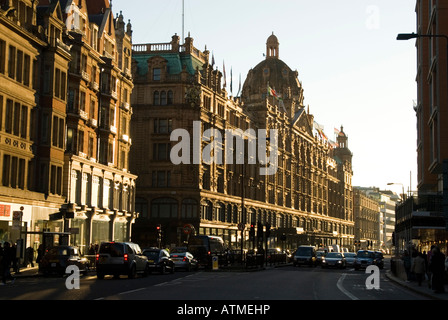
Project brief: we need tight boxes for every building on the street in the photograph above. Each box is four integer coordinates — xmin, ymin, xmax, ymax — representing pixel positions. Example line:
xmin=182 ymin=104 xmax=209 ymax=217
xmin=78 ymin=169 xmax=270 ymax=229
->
xmin=0 ymin=0 xmax=70 ymax=252
xmin=130 ymin=33 xmax=355 ymax=251
xmin=353 ymin=188 xmax=380 ymax=250
xmin=0 ymin=0 xmax=137 ymax=257
xmin=394 ymin=0 xmax=448 ymax=255
xmin=355 ymin=187 xmax=399 ymax=252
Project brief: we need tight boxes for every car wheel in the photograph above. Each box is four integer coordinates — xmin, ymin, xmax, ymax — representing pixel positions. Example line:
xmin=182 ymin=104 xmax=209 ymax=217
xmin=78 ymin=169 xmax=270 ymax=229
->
xmin=128 ymin=265 xmax=136 ymax=279
xmin=143 ymin=264 xmax=149 ymax=277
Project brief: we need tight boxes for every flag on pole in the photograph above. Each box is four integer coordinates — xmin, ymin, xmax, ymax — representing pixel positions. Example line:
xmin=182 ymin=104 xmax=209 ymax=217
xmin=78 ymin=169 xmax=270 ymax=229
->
xmin=267 ymin=85 xmax=279 ymax=98
xmin=334 ymin=127 xmax=340 ymax=135
xmin=236 ymin=73 xmax=242 ymax=97
xmin=223 ymin=60 xmax=227 ymax=88
xmin=230 ymin=67 xmax=233 ymax=95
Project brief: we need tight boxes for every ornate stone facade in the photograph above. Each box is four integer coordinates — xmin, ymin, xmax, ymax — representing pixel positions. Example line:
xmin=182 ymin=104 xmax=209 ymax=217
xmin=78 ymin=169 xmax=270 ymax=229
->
xmin=0 ymin=0 xmax=137 ymax=255
xmin=131 ymin=34 xmax=354 ymax=250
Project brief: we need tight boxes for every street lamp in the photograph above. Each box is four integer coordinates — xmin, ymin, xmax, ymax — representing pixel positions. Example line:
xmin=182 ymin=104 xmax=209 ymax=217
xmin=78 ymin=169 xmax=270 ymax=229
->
xmin=387 ymin=182 xmax=405 ymax=201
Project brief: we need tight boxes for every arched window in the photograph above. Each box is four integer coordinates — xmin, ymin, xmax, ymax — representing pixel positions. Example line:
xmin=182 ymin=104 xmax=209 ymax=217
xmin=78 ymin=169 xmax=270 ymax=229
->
xmin=181 ymin=199 xmax=198 ymax=218
xmin=153 ymin=91 xmax=160 ymax=105
xmin=160 ymin=91 xmax=167 ymax=105
xmin=151 ymin=198 xmax=178 ymax=218
xmin=167 ymin=90 xmax=173 ymax=104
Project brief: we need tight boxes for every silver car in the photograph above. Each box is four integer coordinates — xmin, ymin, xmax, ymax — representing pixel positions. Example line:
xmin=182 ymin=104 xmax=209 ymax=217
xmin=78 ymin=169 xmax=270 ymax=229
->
xmin=170 ymin=252 xmax=198 ymax=271
xmin=321 ymin=252 xmax=346 ymax=269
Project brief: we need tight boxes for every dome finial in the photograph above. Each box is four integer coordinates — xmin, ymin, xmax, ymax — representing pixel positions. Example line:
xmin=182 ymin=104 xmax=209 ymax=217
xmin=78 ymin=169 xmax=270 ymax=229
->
xmin=266 ymin=33 xmax=279 ymax=59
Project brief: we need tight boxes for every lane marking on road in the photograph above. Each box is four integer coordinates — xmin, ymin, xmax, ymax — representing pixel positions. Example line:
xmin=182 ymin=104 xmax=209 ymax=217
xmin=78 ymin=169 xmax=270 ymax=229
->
xmin=337 ymin=274 xmax=359 ymax=300
xmin=119 ymin=288 xmax=146 ymax=295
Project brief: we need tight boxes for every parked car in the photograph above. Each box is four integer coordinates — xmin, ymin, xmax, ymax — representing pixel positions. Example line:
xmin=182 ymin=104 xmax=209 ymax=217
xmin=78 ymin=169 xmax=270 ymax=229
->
xmin=293 ymin=245 xmax=317 ymax=267
xmin=354 ymin=250 xmax=375 ymax=270
xmin=321 ymin=252 xmax=346 ymax=269
xmin=143 ymin=248 xmax=175 ymax=274
xmin=343 ymin=252 xmax=357 ymax=267
xmin=374 ymin=251 xmax=384 ymax=269
xmin=96 ymin=242 xmax=149 ymax=279
xmin=170 ymin=251 xmax=198 ymax=271
xmin=39 ymin=245 xmax=89 ymax=276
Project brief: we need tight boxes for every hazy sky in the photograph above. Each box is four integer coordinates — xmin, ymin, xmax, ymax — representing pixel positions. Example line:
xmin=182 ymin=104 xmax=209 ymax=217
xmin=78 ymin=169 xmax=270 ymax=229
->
xmin=112 ymin=0 xmax=417 ymax=195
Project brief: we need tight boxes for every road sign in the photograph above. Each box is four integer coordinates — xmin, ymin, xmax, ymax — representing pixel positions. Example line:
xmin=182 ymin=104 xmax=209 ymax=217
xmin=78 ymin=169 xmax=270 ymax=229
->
xmin=183 ymin=224 xmax=194 ymax=235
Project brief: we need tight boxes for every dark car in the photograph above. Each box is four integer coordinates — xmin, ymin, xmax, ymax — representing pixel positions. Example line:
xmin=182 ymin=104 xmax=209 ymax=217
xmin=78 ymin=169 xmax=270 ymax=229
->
xmin=374 ymin=251 xmax=384 ymax=269
xmin=143 ymin=248 xmax=175 ymax=274
xmin=96 ymin=242 xmax=149 ymax=279
xmin=293 ymin=246 xmax=317 ymax=267
xmin=343 ymin=252 xmax=357 ymax=267
xmin=354 ymin=250 xmax=375 ymax=270
xmin=39 ymin=245 xmax=89 ymax=276
xmin=316 ymin=251 xmax=326 ymax=265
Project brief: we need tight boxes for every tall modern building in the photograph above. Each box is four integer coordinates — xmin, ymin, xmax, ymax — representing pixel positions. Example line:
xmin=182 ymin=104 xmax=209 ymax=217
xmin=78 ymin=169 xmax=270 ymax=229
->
xmin=395 ymin=0 xmax=448 ymax=254
xmin=130 ymin=34 xmax=355 ymax=251
xmin=0 ymin=0 xmax=137 ymax=257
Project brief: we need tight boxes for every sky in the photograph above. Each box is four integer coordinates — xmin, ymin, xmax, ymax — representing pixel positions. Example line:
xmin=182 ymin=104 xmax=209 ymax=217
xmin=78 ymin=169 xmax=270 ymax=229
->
xmin=112 ymin=0 xmax=418 ymax=196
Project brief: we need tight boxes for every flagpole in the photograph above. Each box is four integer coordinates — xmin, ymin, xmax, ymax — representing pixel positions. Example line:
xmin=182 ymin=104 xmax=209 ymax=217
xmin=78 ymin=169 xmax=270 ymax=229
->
xmin=182 ymin=0 xmax=185 ymax=44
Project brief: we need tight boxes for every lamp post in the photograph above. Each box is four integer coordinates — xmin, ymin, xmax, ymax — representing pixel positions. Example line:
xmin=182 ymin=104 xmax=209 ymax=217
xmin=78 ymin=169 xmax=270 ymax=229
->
xmin=387 ymin=182 xmax=406 ymax=201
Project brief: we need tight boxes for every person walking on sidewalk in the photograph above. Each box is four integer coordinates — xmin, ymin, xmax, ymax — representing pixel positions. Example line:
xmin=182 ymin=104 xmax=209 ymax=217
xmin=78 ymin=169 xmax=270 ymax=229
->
xmin=429 ymin=246 xmax=446 ymax=294
xmin=1 ymin=242 xmax=15 ymax=285
xmin=411 ymin=252 xmax=426 ymax=286
xmin=26 ymin=247 xmax=34 ymax=268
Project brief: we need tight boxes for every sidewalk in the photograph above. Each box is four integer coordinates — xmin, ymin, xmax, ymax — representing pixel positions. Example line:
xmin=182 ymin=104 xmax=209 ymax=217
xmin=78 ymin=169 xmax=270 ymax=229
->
xmin=11 ymin=266 xmax=42 ymax=278
xmin=385 ymin=270 xmax=448 ymax=300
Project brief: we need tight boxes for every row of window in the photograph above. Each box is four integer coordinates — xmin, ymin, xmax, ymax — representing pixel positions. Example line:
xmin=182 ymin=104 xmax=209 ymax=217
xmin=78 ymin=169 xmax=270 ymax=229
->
xmin=0 ymin=96 xmax=29 ymax=139
xmin=70 ymin=171 xmax=134 ymax=212
xmin=0 ymin=40 xmax=33 ymax=88
xmin=136 ymin=196 xmax=352 ymax=234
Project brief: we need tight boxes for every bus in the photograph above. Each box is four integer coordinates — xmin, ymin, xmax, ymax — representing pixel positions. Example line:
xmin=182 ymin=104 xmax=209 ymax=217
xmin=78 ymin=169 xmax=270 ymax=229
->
xmin=187 ymin=235 xmax=227 ymax=269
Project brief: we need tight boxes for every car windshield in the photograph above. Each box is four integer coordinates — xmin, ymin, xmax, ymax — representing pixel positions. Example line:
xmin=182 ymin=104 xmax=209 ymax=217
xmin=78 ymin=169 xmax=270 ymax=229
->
xmin=357 ymin=251 xmax=374 ymax=258
xmin=345 ymin=253 xmax=356 ymax=258
xmin=295 ymin=247 xmax=313 ymax=255
xmin=326 ymin=253 xmax=342 ymax=258
xmin=144 ymin=251 xmax=160 ymax=259
xmin=100 ymin=243 xmax=124 ymax=257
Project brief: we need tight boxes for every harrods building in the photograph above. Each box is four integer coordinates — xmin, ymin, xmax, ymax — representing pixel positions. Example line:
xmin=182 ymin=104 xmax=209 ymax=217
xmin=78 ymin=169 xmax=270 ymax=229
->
xmin=131 ymin=33 xmax=355 ymax=251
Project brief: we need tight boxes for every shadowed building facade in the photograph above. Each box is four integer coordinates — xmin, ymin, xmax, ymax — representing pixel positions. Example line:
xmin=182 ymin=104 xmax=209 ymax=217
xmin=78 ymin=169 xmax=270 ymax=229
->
xmin=131 ymin=34 xmax=354 ymax=251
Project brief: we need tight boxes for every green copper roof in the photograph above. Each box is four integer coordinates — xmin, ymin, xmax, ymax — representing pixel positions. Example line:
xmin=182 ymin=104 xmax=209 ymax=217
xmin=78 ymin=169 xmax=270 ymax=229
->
xmin=134 ymin=52 xmax=204 ymax=76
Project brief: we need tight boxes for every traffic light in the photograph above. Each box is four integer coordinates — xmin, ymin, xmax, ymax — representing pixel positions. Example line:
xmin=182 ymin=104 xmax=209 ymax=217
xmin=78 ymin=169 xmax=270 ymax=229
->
xmin=249 ymin=224 xmax=255 ymax=241
xmin=156 ymin=224 xmax=162 ymax=246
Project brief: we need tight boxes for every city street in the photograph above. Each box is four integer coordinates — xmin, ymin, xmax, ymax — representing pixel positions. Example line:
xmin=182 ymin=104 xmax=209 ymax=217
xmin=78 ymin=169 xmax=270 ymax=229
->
xmin=0 ymin=258 xmax=432 ymax=301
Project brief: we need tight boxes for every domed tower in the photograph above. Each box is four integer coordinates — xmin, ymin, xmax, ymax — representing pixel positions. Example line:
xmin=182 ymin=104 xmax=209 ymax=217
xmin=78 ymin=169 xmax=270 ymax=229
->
xmin=334 ymin=125 xmax=353 ymax=165
xmin=266 ymin=33 xmax=279 ymax=59
xmin=241 ymin=33 xmax=305 ymax=119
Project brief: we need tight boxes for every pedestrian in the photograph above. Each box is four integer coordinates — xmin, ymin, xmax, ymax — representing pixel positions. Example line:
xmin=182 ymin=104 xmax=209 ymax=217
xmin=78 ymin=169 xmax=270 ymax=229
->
xmin=429 ymin=246 xmax=446 ymax=294
xmin=402 ymin=250 xmax=412 ymax=282
xmin=26 ymin=247 xmax=34 ymax=268
xmin=1 ymin=242 xmax=15 ymax=285
xmin=411 ymin=252 xmax=426 ymax=286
